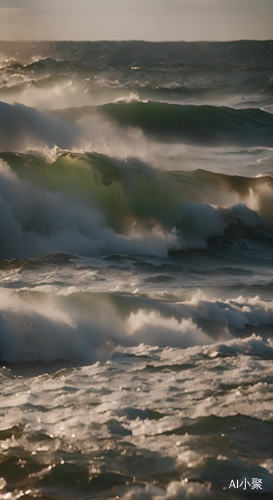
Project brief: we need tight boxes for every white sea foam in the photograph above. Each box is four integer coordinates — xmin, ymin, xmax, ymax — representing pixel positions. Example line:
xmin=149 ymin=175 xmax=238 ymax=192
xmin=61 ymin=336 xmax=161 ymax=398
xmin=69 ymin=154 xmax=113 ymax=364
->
xmin=120 ymin=480 xmax=216 ymax=499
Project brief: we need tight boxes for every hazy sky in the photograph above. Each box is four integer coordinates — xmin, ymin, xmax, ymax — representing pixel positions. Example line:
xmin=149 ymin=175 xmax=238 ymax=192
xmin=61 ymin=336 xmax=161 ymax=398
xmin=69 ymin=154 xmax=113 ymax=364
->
xmin=0 ymin=0 xmax=272 ymax=41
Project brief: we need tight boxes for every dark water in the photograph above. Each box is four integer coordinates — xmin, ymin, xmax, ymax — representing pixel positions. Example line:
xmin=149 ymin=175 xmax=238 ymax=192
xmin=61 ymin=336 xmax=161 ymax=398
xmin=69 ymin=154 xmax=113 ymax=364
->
xmin=0 ymin=41 xmax=273 ymax=499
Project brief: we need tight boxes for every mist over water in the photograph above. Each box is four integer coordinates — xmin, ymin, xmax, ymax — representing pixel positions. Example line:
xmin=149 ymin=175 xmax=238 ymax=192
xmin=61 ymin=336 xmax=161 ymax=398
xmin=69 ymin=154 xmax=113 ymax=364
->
xmin=0 ymin=41 xmax=273 ymax=499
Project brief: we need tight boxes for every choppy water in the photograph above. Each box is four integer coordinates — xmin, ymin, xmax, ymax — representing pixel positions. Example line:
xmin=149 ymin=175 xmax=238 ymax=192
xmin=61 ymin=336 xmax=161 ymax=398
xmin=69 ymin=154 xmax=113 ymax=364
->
xmin=0 ymin=41 xmax=273 ymax=499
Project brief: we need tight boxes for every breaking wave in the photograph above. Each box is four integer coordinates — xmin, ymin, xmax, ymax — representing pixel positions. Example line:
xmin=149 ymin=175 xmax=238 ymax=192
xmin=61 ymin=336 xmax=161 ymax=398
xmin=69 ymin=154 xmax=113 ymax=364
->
xmin=2 ymin=100 xmax=273 ymax=152
xmin=1 ymin=152 xmax=273 ymax=260
xmin=1 ymin=287 xmax=273 ymax=362
xmin=0 ymin=101 xmax=79 ymax=151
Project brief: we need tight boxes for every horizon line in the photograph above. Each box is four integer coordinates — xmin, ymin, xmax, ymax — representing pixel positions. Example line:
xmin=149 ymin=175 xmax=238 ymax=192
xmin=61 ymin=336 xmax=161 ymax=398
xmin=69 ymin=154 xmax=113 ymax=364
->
xmin=0 ymin=38 xmax=273 ymax=43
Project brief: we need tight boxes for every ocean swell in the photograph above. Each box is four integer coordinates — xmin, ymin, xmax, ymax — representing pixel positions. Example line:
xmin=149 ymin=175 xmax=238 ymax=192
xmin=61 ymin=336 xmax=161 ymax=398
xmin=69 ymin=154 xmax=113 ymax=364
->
xmin=98 ymin=101 xmax=273 ymax=147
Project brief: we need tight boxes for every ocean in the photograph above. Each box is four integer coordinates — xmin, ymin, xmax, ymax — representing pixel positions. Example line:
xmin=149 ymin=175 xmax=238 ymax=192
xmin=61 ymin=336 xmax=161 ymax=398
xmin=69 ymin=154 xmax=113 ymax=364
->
xmin=0 ymin=40 xmax=273 ymax=499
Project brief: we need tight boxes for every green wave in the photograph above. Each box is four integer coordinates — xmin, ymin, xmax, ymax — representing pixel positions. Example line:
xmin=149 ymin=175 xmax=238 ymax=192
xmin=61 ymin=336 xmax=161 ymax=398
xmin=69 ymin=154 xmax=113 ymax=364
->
xmin=3 ymin=151 xmax=273 ymax=233
xmin=97 ymin=101 xmax=273 ymax=146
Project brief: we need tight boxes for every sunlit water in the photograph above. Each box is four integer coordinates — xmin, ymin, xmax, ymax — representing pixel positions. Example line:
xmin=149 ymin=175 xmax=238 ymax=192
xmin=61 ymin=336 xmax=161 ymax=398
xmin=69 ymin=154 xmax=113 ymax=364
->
xmin=0 ymin=41 xmax=273 ymax=499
